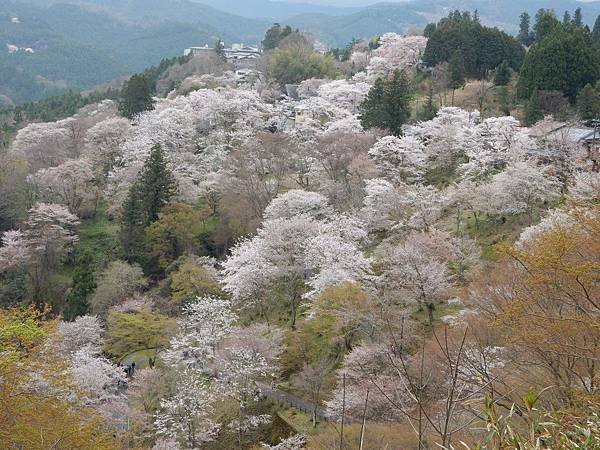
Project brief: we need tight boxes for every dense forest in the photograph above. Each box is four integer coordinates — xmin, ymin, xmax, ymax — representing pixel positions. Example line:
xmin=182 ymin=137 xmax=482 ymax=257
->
xmin=0 ymin=7 xmax=600 ymax=450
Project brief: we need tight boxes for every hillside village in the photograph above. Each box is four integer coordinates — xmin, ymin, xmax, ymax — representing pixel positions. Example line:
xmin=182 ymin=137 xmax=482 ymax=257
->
xmin=0 ymin=7 xmax=600 ymax=450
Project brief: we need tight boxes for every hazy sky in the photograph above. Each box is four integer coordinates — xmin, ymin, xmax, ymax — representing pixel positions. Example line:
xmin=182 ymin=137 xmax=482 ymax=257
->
xmin=275 ymin=0 xmax=412 ymax=6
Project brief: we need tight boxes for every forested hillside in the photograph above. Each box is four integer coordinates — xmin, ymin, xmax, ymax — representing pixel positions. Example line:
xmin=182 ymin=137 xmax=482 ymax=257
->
xmin=1 ymin=6 xmax=600 ymax=450
xmin=0 ymin=0 xmax=264 ymax=104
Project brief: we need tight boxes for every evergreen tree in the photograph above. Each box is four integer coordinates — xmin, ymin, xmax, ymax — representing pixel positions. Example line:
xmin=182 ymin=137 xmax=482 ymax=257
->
xmin=262 ymin=23 xmax=293 ymax=50
xmin=63 ymin=251 xmax=96 ymax=321
xmin=518 ymin=12 xmax=533 ymax=46
xmin=563 ymin=11 xmax=572 ymax=25
xmin=423 ymin=23 xmax=436 ymax=38
xmin=518 ymin=23 xmax=600 ymax=101
xmin=448 ymin=50 xmax=466 ymax=105
xmin=534 ymin=9 xmax=560 ymax=42
xmin=423 ymin=12 xmax=524 ymax=77
xmin=494 ymin=60 xmax=511 ymax=86
xmin=573 ymin=8 xmax=583 ymax=27
xmin=497 ymin=86 xmax=513 ymax=116
xmin=577 ymin=83 xmax=600 ymax=120
xmin=118 ymin=74 xmax=155 ymax=119
xmin=524 ymin=90 xmax=544 ymax=125
xmin=120 ymin=144 xmax=177 ymax=263
xmin=214 ymin=39 xmax=225 ymax=59
xmin=417 ymin=83 xmax=438 ymax=121
xmin=592 ymin=15 xmax=600 ymax=46
xmin=360 ymin=70 xmax=413 ymax=136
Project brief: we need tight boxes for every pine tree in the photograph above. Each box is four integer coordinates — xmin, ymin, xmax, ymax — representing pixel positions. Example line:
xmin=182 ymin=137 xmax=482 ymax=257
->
xmin=120 ymin=144 xmax=177 ymax=263
xmin=417 ymin=82 xmax=438 ymax=121
xmin=518 ymin=12 xmax=533 ymax=46
xmin=448 ymin=50 xmax=466 ymax=105
xmin=534 ymin=9 xmax=560 ymax=42
xmin=563 ymin=11 xmax=572 ymax=25
xmin=592 ymin=15 xmax=600 ymax=46
xmin=63 ymin=251 xmax=96 ymax=321
xmin=360 ymin=70 xmax=413 ymax=136
xmin=573 ymin=8 xmax=583 ymax=27
xmin=518 ymin=23 xmax=600 ymax=101
xmin=497 ymin=86 xmax=513 ymax=116
xmin=214 ymin=39 xmax=225 ymax=59
xmin=524 ymin=90 xmax=544 ymax=125
xmin=494 ymin=61 xmax=511 ymax=86
xmin=118 ymin=74 xmax=155 ymax=119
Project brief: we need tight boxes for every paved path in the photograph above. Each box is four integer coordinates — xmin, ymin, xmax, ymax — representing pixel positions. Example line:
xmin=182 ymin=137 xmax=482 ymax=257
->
xmin=256 ymin=382 xmax=329 ymax=421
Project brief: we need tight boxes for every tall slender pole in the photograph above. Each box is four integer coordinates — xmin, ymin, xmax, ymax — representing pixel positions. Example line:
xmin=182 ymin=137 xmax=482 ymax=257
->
xmin=359 ymin=388 xmax=369 ymax=450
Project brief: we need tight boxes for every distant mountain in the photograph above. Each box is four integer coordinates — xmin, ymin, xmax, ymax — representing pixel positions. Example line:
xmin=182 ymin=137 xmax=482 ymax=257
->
xmin=191 ymin=0 xmax=361 ymax=19
xmin=288 ymin=4 xmax=427 ymax=45
xmin=4 ymin=0 xmax=600 ymax=104
xmin=0 ymin=0 xmax=270 ymax=104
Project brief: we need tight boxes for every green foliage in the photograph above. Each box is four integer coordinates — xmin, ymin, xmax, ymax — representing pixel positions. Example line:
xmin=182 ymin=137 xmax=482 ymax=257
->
xmin=422 ymin=11 xmax=525 ymax=78
xmin=493 ymin=60 xmax=511 ymax=86
xmin=0 ymin=307 xmax=48 ymax=361
xmin=518 ymin=22 xmax=600 ymax=101
xmin=533 ymin=9 xmax=561 ymax=42
xmin=118 ymin=74 xmax=155 ymax=119
xmin=573 ymin=7 xmax=583 ymax=28
xmin=120 ymin=145 xmax=177 ymax=264
xmin=524 ymin=90 xmax=544 ymax=126
xmin=63 ymin=251 xmax=96 ymax=321
xmin=360 ymin=70 xmax=413 ymax=136
xmin=145 ymin=203 xmax=210 ymax=271
xmin=593 ymin=15 xmax=600 ymax=46
xmin=423 ymin=23 xmax=437 ymax=38
xmin=169 ymin=258 xmax=222 ymax=305
xmin=262 ymin=23 xmax=294 ymax=50
xmin=497 ymin=86 xmax=513 ymax=116
xmin=518 ymin=12 xmax=534 ymax=46
xmin=105 ymin=310 xmax=175 ymax=367
xmin=577 ymin=83 xmax=600 ymax=120
xmin=448 ymin=50 xmax=466 ymax=90
xmin=328 ymin=38 xmax=359 ymax=62
xmin=267 ymin=44 xmax=339 ymax=86
xmin=417 ymin=84 xmax=439 ymax=121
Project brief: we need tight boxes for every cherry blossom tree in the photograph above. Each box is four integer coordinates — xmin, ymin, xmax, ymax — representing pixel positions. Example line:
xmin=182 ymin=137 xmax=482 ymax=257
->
xmin=366 ymin=34 xmax=428 ymax=81
xmin=405 ymin=107 xmax=479 ymax=165
xmin=263 ymin=189 xmax=331 ymax=221
xmin=517 ymin=208 xmax=575 ymax=246
xmin=83 ymin=117 xmax=131 ymax=177
xmin=326 ymin=342 xmax=411 ymax=422
xmin=32 ymin=159 xmax=98 ymax=217
xmin=360 ymin=178 xmax=405 ymax=233
xmin=316 ymin=79 xmax=371 ymax=112
xmin=222 ymin=195 xmax=367 ymax=326
xmin=0 ymin=230 xmax=29 ymax=272
xmin=368 ymin=135 xmax=427 ymax=184
xmin=485 ymin=161 xmax=562 ymax=222
xmin=263 ymin=434 xmax=307 ymax=450
xmin=570 ymin=171 xmax=600 ymax=202
xmin=163 ymin=295 xmax=237 ymax=368
xmin=10 ymin=121 xmax=73 ymax=171
xmin=70 ymin=349 xmax=126 ymax=404
xmin=57 ymin=315 xmax=104 ymax=355
xmin=23 ymin=203 xmax=79 ymax=305
xmin=378 ymin=233 xmax=452 ymax=324
xmin=108 ymin=88 xmax=282 ymax=210
xmin=459 ymin=116 xmax=537 ymax=180
xmin=154 ymin=369 xmax=220 ymax=448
